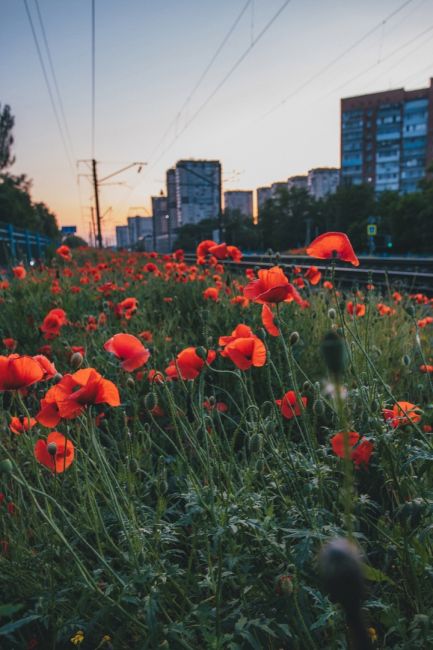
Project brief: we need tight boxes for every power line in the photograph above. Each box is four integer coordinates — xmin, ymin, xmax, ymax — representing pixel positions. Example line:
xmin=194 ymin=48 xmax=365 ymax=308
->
xmin=148 ymin=0 xmax=252 ymax=163
xmin=149 ymin=0 xmax=292 ymax=172
xmin=22 ymin=0 xmax=75 ymax=174
xmin=260 ymin=0 xmax=415 ymax=120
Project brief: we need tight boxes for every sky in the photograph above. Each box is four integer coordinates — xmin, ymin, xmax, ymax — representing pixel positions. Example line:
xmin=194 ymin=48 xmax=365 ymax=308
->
xmin=2 ymin=0 xmax=433 ymax=243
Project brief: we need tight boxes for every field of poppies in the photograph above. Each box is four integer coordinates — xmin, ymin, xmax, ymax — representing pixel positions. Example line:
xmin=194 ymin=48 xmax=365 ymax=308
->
xmin=1 ymin=233 xmax=433 ymax=649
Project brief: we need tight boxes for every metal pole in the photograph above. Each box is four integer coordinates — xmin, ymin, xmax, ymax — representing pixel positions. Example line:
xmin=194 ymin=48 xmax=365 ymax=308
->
xmin=90 ymin=206 xmax=97 ymax=247
xmin=92 ymin=159 xmax=103 ymax=248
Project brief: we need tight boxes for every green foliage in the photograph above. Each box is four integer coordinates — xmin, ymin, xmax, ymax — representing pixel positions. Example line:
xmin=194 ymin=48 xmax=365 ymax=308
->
xmin=0 ymin=103 xmax=15 ymax=171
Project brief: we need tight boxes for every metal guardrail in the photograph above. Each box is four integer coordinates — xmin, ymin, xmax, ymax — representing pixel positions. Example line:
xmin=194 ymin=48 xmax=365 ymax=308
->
xmin=183 ymin=253 xmax=433 ymax=295
xmin=0 ymin=222 xmax=52 ymax=261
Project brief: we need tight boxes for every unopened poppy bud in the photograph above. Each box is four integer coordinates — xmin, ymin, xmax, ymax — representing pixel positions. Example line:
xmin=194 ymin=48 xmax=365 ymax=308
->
xmin=289 ymin=331 xmax=300 ymax=346
xmin=47 ymin=442 xmax=57 ymax=456
xmin=267 ymin=249 xmax=273 ymax=257
xmin=249 ymin=433 xmax=262 ymax=453
xmin=52 ymin=372 xmax=63 ymax=384
xmin=195 ymin=346 xmax=207 ymax=360
xmin=321 ymin=331 xmax=347 ymax=377
xmin=144 ymin=392 xmax=157 ymax=410
xmin=0 ymin=459 xmax=13 ymax=474
xmin=126 ymin=376 xmax=135 ymax=389
xmin=303 ymin=380 xmax=312 ymax=393
xmin=274 ymin=252 xmax=281 ymax=260
xmin=319 ymin=538 xmax=364 ymax=614
xmin=328 ymin=308 xmax=336 ymax=319
xmin=402 ymin=354 xmax=411 ymax=367
xmin=313 ymin=399 xmax=325 ymax=416
xmin=256 ymin=458 xmax=265 ymax=472
xmin=208 ymin=396 xmax=216 ymax=406
xmin=405 ymin=305 xmax=415 ymax=317
xmin=70 ymin=352 xmax=83 ymax=370
xmin=277 ymin=575 xmax=294 ymax=595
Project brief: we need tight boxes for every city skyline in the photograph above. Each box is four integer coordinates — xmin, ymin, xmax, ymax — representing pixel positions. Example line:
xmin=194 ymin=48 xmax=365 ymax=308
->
xmin=2 ymin=0 xmax=433 ymax=243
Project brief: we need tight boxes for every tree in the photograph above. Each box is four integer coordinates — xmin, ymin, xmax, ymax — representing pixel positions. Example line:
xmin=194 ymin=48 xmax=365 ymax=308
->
xmin=0 ymin=104 xmax=15 ymax=171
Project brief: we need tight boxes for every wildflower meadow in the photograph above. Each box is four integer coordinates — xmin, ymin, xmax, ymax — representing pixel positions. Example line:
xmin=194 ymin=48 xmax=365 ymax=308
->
xmin=1 ymin=233 xmax=433 ymax=649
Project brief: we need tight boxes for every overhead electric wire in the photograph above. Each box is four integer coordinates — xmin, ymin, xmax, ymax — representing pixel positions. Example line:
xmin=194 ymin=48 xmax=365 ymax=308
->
xmin=148 ymin=0 xmax=292 ymax=173
xmin=23 ymin=0 xmax=75 ymax=174
xmin=91 ymin=0 xmax=96 ymax=158
xmin=148 ymin=0 xmax=252 ymax=162
xmin=260 ymin=0 xmax=415 ymax=120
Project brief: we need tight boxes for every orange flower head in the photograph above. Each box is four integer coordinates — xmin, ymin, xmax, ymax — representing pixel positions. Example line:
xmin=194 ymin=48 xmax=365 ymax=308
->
xmin=12 ymin=266 xmax=26 ymax=279
xmin=104 ymin=333 xmax=150 ymax=371
xmin=346 ymin=301 xmax=366 ymax=317
xmin=56 ymin=245 xmax=72 ymax=261
xmin=243 ymin=266 xmax=298 ymax=304
xmin=276 ymin=390 xmax=307 ymax=419
xmin=223 ymin=336 xmax=266 ymax=370
xmin=261 ymin=304 xmax=280 ymax=337
xmin=9 ymin=415 xmax=37 ymax=435
xmin=0 ymin=355 xmax=44 ymax=391
xmin=331 ymin=431 xmax=373 ymax=467
xmin=34 ymin=431 xmax=74 ymax=473
xmin=304 ymin=265 xmax=322 ymax=285
xmin=383 ymin=401 xmax=422 ymax=428
xmin=306 ymin=232 xmax=359 ymax=267
xmin=166 ymin=347 xmax=216 ymax=380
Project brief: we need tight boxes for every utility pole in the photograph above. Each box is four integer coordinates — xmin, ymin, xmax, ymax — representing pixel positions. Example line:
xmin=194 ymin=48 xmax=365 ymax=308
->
xmin=92 ymin=159 xmax=103 ymax=248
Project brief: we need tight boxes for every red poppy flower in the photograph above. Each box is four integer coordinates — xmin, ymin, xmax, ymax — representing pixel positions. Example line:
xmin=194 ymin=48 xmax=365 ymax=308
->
xmin=203 ymin=287 xmax=219 ymax=301
xmin=139 ymin=330 xmax=153 ymax=342
xmin=219 ymin=324 xmax=254 ymax=348
xmin=204 ymin=400 xmax=228 ymax=412
xmin=244 ymin=267 xmax=300 ymax=304
xmin=34 ymin=431 xmax=74 ymax=473
xmin=165 ymin=347 xmax=216 ymax=380
xmin=33 ymin=355 xmax=58 ymax=380
xmin=276 ymin=390 xmax=307 ymax=419
xmin=196 ymin=240 xmax=217 ymax=259
xmin=9 ymin=415 xmax=37 ymax=435
xmin=304 ymin=266 xmax=322 ymax=285
xmin=12 ymin=266 xmax=26 ymax=279
xmin=227 ymin=245 xmax=242 ymax=262
xmin=40 ymin=308 xmax=68 ymax=340
xmin=261 ymin=304 xmax=280 ymax=336
xmin=2 ymin=338 xmax=17 ymax=351
xmin=0 ymin=355 xmax=44 ymax=391
xmin=116 ymin=297 xmax=138 ymax=320
xmin=383 ymin=401 xmax=421 ymax=428
xmin=330 ymin=431 xmax=373 ymax=467
xmin=376 ymin=303 xmax=395 ymax=316
xmin=346 ymin=302 xmax=366 ymax=317
xmin=223 ymin=336 xmax=266 ymax=370
xmin=420 ymin=364 xmax=433 ymax=373
xmin=37 ymin=368 xmax=120 ymax=426
xmin=104 ymin=333 xmax=150 ymax=371
xmin=306 ymin=232 xmax=359 ymax=267
xmin=56 ymin=245 xmax=72 ymax=261
xmin=208 ymin=243 xmax=228 ymax=259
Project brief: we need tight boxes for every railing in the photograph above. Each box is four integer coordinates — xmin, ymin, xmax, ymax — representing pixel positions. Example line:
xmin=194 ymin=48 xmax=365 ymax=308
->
xmin=0 ymin=221 xmax=52 ymax=261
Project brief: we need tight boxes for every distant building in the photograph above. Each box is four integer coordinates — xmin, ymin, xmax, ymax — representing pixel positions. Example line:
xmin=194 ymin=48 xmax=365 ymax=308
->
xmin=341 ymin=78 xmax=433 ymax=193
xmin=116 ymin=225 xmax=129 ymax=249
xmin=308 ymin=168 xmax=340 ymax=199
xmin=151 ymin=195 xmax=168 ymax=236
xmin=287 ymin=175 xmax=308 ymax=191
xmin=271 ymin=181 xmax=287 ymax=197
xmin=256 ymin=186 xmax=272 ymax=213
xmin=166 ymin=168 xmax=178 ymax=229
xmin=127 ymin=215 xmax=153 ymax=247
xmin=171 ymin=159 xmax=222 ymax=226
xmin=224 ymin=190 xmax=253 ymax=218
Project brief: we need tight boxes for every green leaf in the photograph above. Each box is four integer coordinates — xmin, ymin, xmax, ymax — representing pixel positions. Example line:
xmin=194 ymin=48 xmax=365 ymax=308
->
xmin=362 ymin=564 xmax=394 ymax=585
xmin=0 ymin=614 xmax=40 ymax=636
xmin=0 ymin=604 xmax=23 ymax=618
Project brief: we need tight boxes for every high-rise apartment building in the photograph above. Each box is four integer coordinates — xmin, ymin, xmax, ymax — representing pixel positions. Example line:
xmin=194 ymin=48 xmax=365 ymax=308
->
xmin=287 ymin=175 xmax=308 ymax=191
xmin=308 ymin=168 xmax=340 ymax=199
xmin=127 ymin=215 xmax=153 ymax=246
xmin=341 ymin=79 xmax=433 ymax=193
xmin=224 ymin=190 xmax=253 ymax=218
xmin=166 ymin=168 xmax=178 ymax=230
xmin=170 ymin=159 xmax=221 ymax=226
xmin=257 ymin=186 xmax=272 ymax=213
xmin=116 ymin=225 xmax=129 ymax=249
xmin=151 ymin=195 xmax=168 ymax=236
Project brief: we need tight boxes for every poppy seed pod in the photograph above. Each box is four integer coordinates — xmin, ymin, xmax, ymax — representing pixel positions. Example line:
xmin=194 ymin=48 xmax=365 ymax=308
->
xmin=321 ymin=331 xmax=347 ymax=377
xmin=0 ymin=459 xmax=13 ymax=474
xmin=328 ymin=308 xmax=336 ymax=320
xmin=70 ymin=352 xmax=83 ymax=370
xmin=47 ymin=442 xmax=57 ymax=456
xmin=249 ymin=433 xmax=262 ymax=453
xmin=319 ymin=538 xmax=364 ymax=614
xmin=289 ymin=331 xmax=300 ymax=346
xmin=195 ymin=346 xmax=207 ymax=360
xmin=126 ymin=376 xmax=135 ymax=389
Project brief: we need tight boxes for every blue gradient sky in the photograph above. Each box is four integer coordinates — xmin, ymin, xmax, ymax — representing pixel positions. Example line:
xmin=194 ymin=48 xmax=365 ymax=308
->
xmin=2 ymin=0 xmax=433 ymax=241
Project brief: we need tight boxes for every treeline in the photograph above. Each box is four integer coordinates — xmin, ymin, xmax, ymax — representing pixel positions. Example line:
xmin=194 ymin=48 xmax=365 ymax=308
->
xmin=0 ymin=103 xmax=59 ymax=238
xmin=174 ymin=177 xmax=433 ymax=255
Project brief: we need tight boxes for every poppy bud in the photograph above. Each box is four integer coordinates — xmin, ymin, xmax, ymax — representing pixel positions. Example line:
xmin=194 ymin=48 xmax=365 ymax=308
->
xmin=274 ymin=252 xmax=281 ymax=260
xmin=319 ymin=538 xmax=364 ymax=613
xmin=313 ymin=399 xmax=325 ymax=416
xmin=249 ymin=433 xmax=262 ymax=453
xmin=195 ymin=346 xmax=207 ymax=360
xmin=256 ymin=458 xmax=265 ymax=473
xmin=289 ymin=331 xmax=300 ymax=346
xmin=207 ymin=396 xmax=216 ymax=406
xmin=277 ymin=574 xmax=294 ymax=595
xmin=303 ymin=380 xmax=312 ymax=393
xmin=52 ymin=372 xmax=63 ymax=384
xmin=70 ymin=352 xmax=83 ymax=370
xmin=328 ymin=308 xmax=336 ymax=320
xmin=405 ymin=305 xmax=415 ymax=317
xmin=266 ymin=249 xmax=273 ymax=257
xmin=144 ymin=392 xmax=157 ymax=410
xmin=126 ymin=377 xmax=135 ymax=389
xmin=0 ymin=459 xmax=13 ymax=474
xmin=47 ymin=442 xmax=57 ymax=456
xmin=402 ymin=354 xmax=411 ymax=367
xmin=321 ymin=331 xmax=347 ymax=377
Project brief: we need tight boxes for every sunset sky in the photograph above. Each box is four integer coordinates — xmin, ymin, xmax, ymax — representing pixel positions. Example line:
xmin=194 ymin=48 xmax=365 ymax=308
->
xmin=2 ymin=0 xmax=433 ymax=243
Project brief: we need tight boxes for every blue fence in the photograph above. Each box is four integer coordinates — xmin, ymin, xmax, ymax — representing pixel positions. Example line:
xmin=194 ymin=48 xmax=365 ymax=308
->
xmin=0 ymin=221 xmax=52 ymax=261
